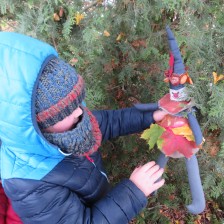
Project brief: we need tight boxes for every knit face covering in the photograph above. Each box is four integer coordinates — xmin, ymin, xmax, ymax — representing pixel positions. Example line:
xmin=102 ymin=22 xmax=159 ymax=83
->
xmin=43 ymin=107 xmax=102 ymax=156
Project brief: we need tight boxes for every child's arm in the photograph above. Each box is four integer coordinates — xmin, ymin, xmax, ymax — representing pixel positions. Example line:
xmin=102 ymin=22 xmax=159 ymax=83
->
xmin=92 ymin=107 xmax=167 ymax=142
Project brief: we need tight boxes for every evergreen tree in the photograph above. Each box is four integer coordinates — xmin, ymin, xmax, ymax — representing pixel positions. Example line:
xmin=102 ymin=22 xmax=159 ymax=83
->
xmin=0 ymin=0 xmax=223 ymax=222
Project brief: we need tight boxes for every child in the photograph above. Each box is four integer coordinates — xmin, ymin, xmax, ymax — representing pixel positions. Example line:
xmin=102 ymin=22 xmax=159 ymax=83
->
xmin=0 ymin=32 xmax=167 ymax=223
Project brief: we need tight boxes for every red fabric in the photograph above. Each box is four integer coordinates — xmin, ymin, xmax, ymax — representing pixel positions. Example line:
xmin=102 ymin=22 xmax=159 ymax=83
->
xmin=164 ymin=52 xmax=174 ymax=77
xmin=0 ymin=183 xmax=22 ymax=224
xmin=0 ymin=185 xmax=7 ymax=224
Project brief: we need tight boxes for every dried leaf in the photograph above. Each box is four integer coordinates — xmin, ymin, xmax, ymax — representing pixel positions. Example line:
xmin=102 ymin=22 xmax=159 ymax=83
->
xmin=116 ymin=32 xmax=125 ymax=41
xmin=205 ymin=213 xmax=211 ymax=221
xmin=131 ymin=39 xmax=147 ymax=48
xmin=59 ymin=7 xmax=64 ymax=17
xmin=53 ymin=13 xmax=60 ymax=21
xmin=213 ymin=72 xmax=224 ymax=84
xmin=75 ymin=12 xmax=84 ymax=25
xmin=103 ymin=30 xmax=110 ymax=37
xmin=69 ymin=58 xmax=78 ymax=66
xmin=104 ymin=63 xmax=113 ymax=73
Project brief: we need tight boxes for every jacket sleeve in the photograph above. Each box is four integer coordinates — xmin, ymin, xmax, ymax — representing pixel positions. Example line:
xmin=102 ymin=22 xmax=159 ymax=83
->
xmin=4 ymin=178 xmax=147 ymax=224
xmin=92 ymin=107 xmax=154 ymax=142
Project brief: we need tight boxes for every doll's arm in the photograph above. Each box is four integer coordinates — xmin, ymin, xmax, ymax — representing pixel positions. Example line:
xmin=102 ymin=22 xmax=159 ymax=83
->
xmin=187 ymin=112 xmax=203 ymax=145
xmin=133 ymin=102 xmax=159 ymax=111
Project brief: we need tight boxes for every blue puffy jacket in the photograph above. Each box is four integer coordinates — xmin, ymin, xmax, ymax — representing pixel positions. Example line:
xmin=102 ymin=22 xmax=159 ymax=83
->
xmin=0 ymin=32 xmax=155 ymax=223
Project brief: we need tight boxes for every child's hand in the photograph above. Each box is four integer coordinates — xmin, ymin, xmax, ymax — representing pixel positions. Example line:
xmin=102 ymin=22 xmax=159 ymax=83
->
xmin=129 ymin=161 xmax=165 ymax=197
xmin=133 ymin=103 xmax=168 ymax=122
xmin=153 ymin=110 xmax=168 ymax=122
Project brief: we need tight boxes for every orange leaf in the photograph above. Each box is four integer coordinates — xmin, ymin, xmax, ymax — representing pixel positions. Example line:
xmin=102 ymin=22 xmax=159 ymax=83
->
xmin=187 ymin=76 xmax=193 ymax=85
xmin=103 ymin=30 xmax=110 ymax=37
xmin=180 ymin=74 xmax=188 ymax=84
xmin=213 ymin=72 xmax=224 ymax=84
xmin=53 ymin=13 xmax=60 ymax=21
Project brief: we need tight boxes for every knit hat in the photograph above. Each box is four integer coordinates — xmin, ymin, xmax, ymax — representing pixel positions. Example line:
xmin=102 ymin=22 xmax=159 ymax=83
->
xmin=35 ymin=57 xmax=102 ymax=156
xmin=35 ymin=58 xmax=85 ymax=130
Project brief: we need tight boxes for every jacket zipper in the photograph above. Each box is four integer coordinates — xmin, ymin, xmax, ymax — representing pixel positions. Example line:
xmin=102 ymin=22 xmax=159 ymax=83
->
xmin=85 ymin=155 xmax=109 ymax=183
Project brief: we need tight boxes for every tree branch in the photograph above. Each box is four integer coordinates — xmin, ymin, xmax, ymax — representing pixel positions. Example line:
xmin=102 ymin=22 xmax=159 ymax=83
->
xmin=82 ymin=0 xmax=103 ymax=12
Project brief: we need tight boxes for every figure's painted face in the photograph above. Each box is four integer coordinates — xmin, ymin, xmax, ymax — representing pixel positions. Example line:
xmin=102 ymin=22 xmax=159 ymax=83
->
xmin=169 ymin=87 xmax=188 ymax=102
xmin=168 ymin=73 xmax=191 ymax=86
xmin=44 ymin=107 xmax=83 ymax=133
xmin=170 ymin=76 xmax=180 ymax=85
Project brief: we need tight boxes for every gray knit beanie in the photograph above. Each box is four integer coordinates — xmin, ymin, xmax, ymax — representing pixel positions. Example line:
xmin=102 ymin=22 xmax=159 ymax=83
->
xmin=35 ymin=58 xmax=85 ymax=129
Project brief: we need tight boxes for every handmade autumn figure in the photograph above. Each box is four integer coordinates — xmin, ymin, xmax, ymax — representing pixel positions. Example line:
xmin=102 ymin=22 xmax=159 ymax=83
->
xmin=137 ymin=26 xmax=206 ymax=215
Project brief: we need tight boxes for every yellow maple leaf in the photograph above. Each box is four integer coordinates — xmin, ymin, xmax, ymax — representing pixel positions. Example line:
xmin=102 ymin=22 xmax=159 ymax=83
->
xmin=75 ymin=12 xmax=84 ymax=25
xmin=213 ymin=72 xmax=224 ymax=84
xmin=171 ymin=125 xmax=195 ymax=141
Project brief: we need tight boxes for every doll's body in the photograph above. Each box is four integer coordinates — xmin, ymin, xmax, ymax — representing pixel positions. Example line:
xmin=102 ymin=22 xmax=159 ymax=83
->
xmin=140 ymin=26 xmax=205 ymax=214
xmin=157 ymin=91 xmax=203 ymax=158
xmin=157 ymin=113 xmax=199 ymax=158
xmin=158 ymin=26 xmax=205 ymax=214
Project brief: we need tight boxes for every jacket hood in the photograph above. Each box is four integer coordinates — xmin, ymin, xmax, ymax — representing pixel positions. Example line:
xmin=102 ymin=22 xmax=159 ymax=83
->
xmin=0 ymin=32 xmax=64 ymax=180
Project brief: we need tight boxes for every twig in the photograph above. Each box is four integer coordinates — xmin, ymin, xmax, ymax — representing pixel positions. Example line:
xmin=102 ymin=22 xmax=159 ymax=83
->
xmin=106 ymin=85 xmax=121 ymax=90
xmin=147 ymin=205 xmax=163 ymax=211
xmin=82 ymin=0 xmax=104 ymax=13
xmin=51 ymin=35 xmax=58 ymax=52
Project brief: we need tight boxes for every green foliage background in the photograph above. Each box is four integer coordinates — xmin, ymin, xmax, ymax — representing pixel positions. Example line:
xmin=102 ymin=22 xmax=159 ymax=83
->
xmin=0 ymin=0 xmax=224 ymax=223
